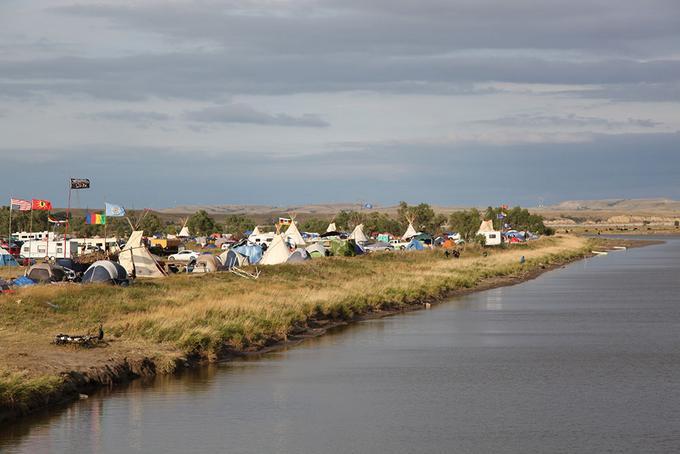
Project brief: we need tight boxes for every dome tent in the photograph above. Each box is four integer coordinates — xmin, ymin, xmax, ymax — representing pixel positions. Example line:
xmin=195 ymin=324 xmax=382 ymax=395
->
xmin=26 ymin=263 xmax=67 ymax=283
xmin=287 ymin=249 xmax=311 ymax=263
xmin=0 ymin=247 xmax=18 ymax=267
xmin=219 ymin=249 xmax=249 ymax=270
xmin=82 ymin=260 xmax=129 ymax=285
xmin=192 ymin=254 xmax=221 ymax=273
xmin=305 ymin=242 xmax=327 ymax=258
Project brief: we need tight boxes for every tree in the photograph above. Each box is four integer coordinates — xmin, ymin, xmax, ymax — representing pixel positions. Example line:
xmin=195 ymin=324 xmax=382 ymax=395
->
xmin=301 ymin=217 xmax=330 ymax=233
xmin=449 ymin=209 xmax=482 ymax=241
xmin=187 ymin=210 xmax=217 ymax=236
xmin=397 ymin=202 xmax=446 ymax=233
xmin=139 ymin=213 xmax=163 ymax=236
xmin=222 ymin=215 xmax=255 ymax=237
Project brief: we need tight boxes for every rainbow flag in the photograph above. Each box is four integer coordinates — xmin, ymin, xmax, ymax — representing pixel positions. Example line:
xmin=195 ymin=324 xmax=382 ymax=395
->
xmin=86 ymin=212 xmax=106 ymax=225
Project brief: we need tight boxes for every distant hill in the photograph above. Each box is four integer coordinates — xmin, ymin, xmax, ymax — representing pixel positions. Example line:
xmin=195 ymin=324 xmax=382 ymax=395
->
xmin=543 ymin=198 xmax=680 ymax=213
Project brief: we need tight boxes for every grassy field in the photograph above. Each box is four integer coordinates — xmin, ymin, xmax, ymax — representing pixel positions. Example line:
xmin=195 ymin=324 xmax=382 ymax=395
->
xmin=1 ymin=235 xmax=604 ymax=418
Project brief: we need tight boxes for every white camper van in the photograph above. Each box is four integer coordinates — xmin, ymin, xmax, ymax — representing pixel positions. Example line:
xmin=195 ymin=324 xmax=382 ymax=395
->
xmin=21 ymin=239 xmax=79 ymax=259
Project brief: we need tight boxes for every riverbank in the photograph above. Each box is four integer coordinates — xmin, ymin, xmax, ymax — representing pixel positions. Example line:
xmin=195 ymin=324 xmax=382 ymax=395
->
xmin=0 ymin=235 xmax=649 ymax=423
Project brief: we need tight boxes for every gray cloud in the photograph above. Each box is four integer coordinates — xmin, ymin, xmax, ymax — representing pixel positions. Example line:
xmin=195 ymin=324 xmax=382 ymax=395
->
xmin=80 ymin=110 xmax=171 ymax=123
xmin=183 ymin=103 xmax=329 ymax=127
xmin=471 ymin=114 xmax=662 ymax=129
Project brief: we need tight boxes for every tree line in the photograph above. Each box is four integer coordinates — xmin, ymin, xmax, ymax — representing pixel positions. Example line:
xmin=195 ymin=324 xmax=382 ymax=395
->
xmin=1 ymin=202 xmax=552 ymax=240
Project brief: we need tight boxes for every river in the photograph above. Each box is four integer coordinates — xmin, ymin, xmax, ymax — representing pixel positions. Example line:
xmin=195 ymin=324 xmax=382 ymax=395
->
xmin=2 ymin=238 xmax=680 ymax=453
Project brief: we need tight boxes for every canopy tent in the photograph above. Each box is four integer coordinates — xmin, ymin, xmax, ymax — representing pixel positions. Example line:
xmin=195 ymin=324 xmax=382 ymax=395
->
xmin=260 ymin=234 xmax=291 ymax=265
xmin=232 ymin=244 xmax=263 ymax=264
xmin=348 ymin=224 xmax=369 ymax=243
xmin=402 ymin=222 xmax=418 ymax=240
xmin=26 ymin=263 xmax=67 ymax=283
xmin=0 ymin=247 xmax=18 ymax=267
xmin=219 ymin=250 xmax=249 ymax=270
xmin=284 ymin=221 xmax=306 ymax=246
xmin=287 ymin=249 xmax=311 ymax=263
xmin=192 ymin=254 xmax=221 ymax=273
xmin=82 ymin=260 xmax=129 ymax=285
xmin=326 ymin=222 xmax=337 ymax=233
xmin=305 ymin=242 xmax=327 ymax=258
xmin=119 ymin=231 xmax=167 ymax=278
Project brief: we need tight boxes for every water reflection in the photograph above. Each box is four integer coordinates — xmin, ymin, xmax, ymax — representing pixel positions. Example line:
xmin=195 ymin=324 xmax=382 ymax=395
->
xmin=3 ymin=238 xmax=680 ymax=453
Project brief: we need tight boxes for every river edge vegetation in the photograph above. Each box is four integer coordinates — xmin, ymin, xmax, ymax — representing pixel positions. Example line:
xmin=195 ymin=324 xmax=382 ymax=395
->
xmin=0 ymin=234 xmax=639 ymax=422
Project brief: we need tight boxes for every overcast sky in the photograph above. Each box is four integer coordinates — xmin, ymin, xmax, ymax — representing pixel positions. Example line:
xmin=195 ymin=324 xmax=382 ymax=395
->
xmin=1 ymin=0 xmax=679 ymax=208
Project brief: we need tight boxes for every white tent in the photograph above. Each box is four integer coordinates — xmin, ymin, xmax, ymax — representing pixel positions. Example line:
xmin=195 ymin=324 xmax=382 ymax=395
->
xmin=260 ymin=234 xmax=291 ymax=265
xmin=251 ymin=226 xmax=262 ymax=236
xmin=348 ymin=224 xmax=369 ymax=243
xmin=477 ymin=220 xmax=496 ymax=233
xmin=119 ymin=231 xmax=167 ymax=278
xmin=284 ymin=221 xmax=306 ymax=246
xmin=178 ymin=226 xmax=190 ymax=238
xmin=326 ymin=222 xmax=337 ymax=232
xmin=402 ymin=222 xmax=418 ymax=240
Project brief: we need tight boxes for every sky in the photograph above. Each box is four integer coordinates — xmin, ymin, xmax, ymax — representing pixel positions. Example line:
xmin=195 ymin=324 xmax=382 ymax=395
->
xmin=1 ymin=0 xmax=679 ymax=209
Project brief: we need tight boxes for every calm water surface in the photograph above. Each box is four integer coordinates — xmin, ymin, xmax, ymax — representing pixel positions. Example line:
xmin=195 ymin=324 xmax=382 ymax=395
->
xmin=2 ymin=238 xmax=680 ymax=453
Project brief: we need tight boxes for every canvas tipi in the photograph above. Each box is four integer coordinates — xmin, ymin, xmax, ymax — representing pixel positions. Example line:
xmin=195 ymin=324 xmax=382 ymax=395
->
xmin=177 ymin=218 xmax=190 ymax=238
xmin=326 ymin=222 xmax=337 ymax=233
xmin=119 ymin=231 xmax=167 ymax=278
xmin=477 ymin=220 xmax=496 ymax=233
xmin=348 ymin=224 xmax=369 ymax=243
xmin=260 ymin=234 xmax=291 ymax=265
xmin=284 ymin=219 xmax=306 ymax=246
xmin=402 ymin=217 xmax=418 ymax=240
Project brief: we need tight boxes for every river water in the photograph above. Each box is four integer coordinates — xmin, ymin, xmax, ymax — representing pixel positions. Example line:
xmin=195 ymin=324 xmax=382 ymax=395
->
xmin=2 ymin=238 xmax=680 ymax=453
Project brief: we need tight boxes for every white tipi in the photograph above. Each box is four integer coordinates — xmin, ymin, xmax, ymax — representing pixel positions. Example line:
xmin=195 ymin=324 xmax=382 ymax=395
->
xmin=177 ymin=218 xmax=190 ymax=238
xmin=260 ymin=234 xmax=292 ymax=265
xmin=348 ymin=223 xmax=369 ymax=243
xmin=284 ymin=220 xmax=306 ymax=246
xmin=402 ymin=217 xmax=418 ymax=240
xmin=326 ymin=222 xmax=337 ymax=233
xmin=119 ymin=231 xmax=167 ymax=278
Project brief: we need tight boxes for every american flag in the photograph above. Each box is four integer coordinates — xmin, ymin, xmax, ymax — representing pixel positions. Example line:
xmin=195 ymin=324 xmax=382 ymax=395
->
xmin=10 ymin=198 xmax=31 ymax=211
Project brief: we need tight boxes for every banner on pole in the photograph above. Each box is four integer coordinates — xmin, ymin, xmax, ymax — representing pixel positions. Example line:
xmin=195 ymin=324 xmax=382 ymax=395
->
xmin=86 ymin=213 xmax=106 ymax=225
xmin=10 ymin=198 xmax=31 ymax=211
xmin=48 ymin=215 xmax=68 ymax=225
xmin=70 ymin=178 xmax=91 ymax=189
xmin=105 ymin=203 xmax=126 ymax=217
xmin=31 ymin=199 xmax=52 ymax=211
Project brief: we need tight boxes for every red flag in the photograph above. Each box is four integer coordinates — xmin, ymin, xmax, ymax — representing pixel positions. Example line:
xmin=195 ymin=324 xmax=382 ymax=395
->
xmin=31 ymin=199 xmax=52 ymax=211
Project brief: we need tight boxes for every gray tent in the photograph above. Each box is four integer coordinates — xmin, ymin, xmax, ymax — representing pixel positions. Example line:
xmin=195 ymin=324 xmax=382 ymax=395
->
xmin=219 ymin=250 xmax=249 ymax=270
xmin=82 ymin=260 xmax=129 ymax=285
xmin=287 ymin=249 xmax=311 ymax=263
xmin=26 ymin=263 xmax=67 ymax=283
xmin=305 ymin=243 xmax=328 ymax=258
xmin=192 ymin=254 xmax=221 ymax=273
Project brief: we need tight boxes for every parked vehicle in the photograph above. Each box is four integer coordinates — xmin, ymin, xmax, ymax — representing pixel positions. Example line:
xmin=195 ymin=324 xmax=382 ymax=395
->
xmin=362 ymin=241 xmax=394 ymax=252
xmin=168 ymin=250 xmax=200 ymax=263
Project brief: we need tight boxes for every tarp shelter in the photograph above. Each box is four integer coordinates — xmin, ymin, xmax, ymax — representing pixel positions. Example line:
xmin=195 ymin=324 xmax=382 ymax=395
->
xmin=233 ymin=244 xmax=263 ymax=264
xmin=348 ymin=224 xmax=369 ymax=243
xmin=26 ymin=263 xmax=67 ymax=283
xmin=13 ymin=276 xmax=35 ymax=287
xmin=260 ymin=234 xmax=291 ymax=265
xmin=192 ymin=254 xmax=221 ymax=273
xmin=406 ymin=238 xmax=424 ymax=250
xmin=82 ymin=260 xmax=129 ymax=285
xmin=119 ymin=231 xmax=167 ymax=278
xmin=284 ymin=222 xmax=306 ymax=247
xmin=326 ymin=222 xmax=337 ymax=233
xmin=287 ymin=249 xmax=311 ymax=263
xmin=0 ymin=247 xmax=18 ymax=266
xmin=305 ymin=243 xmax=327 ymax=258
xmin=402 ymin=222 xmax=418 ymax=240
xmin=219 ymin=250 xmax=249 ymax=270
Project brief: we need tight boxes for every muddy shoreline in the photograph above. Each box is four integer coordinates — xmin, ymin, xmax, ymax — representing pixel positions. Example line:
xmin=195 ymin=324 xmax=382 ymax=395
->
xmin=0 ymin=238 xmax=657 ymax=425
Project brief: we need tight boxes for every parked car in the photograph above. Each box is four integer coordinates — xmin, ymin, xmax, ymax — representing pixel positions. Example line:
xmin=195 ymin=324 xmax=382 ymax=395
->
xmin=168 ymin=250 xmax=200 ymax=263
xmin=362 ymin=241 xmax=394 ymax=252
xmin=389 ymin=239 xmax=410 ymax=250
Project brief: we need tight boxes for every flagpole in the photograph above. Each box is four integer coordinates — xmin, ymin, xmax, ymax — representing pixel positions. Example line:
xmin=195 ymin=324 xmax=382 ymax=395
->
xmin=64 ymin=179 xmax=72 ymax=259
xmin=8 ymin=196 xmax=12 ymax=248
xmin=28 ymin=205 xmax=33 ymax=263
xmin=46 ymin=210 xmax=50 ymax=261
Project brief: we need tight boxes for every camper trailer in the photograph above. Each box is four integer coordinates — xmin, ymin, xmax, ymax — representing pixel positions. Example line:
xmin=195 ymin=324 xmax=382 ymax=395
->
xmin=20 ymin=239 xmax=79 ymax=259
xmin=72 ymin=237 xmax=121 ymax=255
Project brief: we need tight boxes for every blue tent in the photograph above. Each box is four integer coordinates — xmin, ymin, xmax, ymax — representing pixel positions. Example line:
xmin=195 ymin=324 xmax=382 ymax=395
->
xmin=0 ymin=249 xmax=18 ymax=267
xmin=406 ymin=238 xmax=424 ymax=250
xmin=233 ymin=244 xmax=263 ymax=264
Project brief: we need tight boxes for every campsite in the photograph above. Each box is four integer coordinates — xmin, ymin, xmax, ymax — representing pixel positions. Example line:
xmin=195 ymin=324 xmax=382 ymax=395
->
xmin=0 ymin=197 xmax=584 ymax=419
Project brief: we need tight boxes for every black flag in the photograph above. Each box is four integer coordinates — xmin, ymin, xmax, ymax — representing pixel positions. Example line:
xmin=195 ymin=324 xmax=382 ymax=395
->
xmin=70 ymin=178 xmax=91 ymax=189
